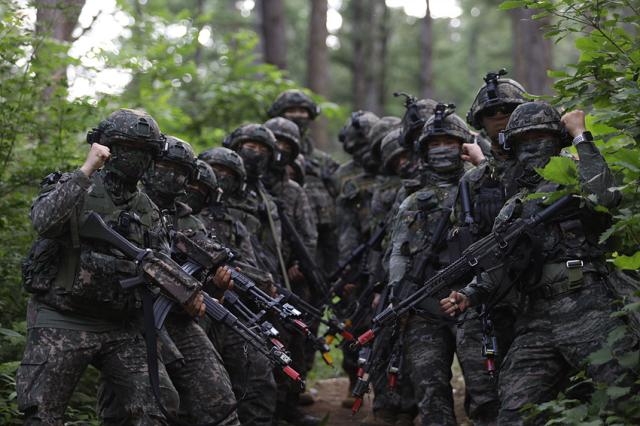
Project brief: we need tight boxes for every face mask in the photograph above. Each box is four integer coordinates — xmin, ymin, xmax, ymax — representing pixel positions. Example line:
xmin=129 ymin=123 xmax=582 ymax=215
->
xmin=272 ymin=149 xmax=292 ymax=171
xmin=217 ymin=173 xmax=241 ymax=196
xmin=396 ymin=160 xmax=417 ymax=179
xmin=427 ymin=145 xmax=462 ymax=173
xmin=105 ymin=145 xmax=153 ymax=183
xmin=184 ymin=189 xmax=208 ymax=214
xmin=290 ymin=117 xmax=310 ymax=134
xmin=239 ymin=146 xmax=270 ymax=178
xmin=515 ymin=138 xmax=558 ymax=171
xmin=145 ymin=163 xmax=190 ymax=196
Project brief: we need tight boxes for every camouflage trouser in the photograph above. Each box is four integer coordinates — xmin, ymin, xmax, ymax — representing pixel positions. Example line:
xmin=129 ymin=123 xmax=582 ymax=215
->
xmin=316 ymin=223 xmax=338 ymax=274
xmin=403 ymin=318 xmax=457 ymax=426
xmin=163 ymin=316 xmax=240 ymax=426
xmin=370 ymin=324 xmax=417 ymax=417
xmin=456 ymin=307 xmax=517 ymax=425
xmin=98 ymin=316 xmax=240 ymax=426
xmin=17 ymin=326 xmax=177 ymax=426
xmin=498 ymin=278 xmax=639 ymax=425
xmin=205 ymin=318 xmax=277 ymax=426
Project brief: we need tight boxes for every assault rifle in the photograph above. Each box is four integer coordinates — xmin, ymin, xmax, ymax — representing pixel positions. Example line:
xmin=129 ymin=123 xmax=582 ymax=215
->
xmin=275 ymin=201 xmax=330 ymax=298
xmin=355 ymin=195 xmax=575 ymax=348
xmin=79 ymin=212 xmax=303 ymax=386
xmin=167 ymin=228 xmax=339 ymax=366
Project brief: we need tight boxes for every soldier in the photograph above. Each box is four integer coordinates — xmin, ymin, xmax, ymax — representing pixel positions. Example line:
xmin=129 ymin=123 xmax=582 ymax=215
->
xmin=387 ymin=104 xmax=494 ymax=426
xmin=224 ymin=124 xmax=321 ymax=426
xmin=18 ymin=109 xmax=187 ymax=425
xmin=441 ymin=70 xmax=530 ymax=422
xmin=466 ymin=69 xmax=529 ymax=161
xmin=193 ymin=150 xmax=279 ymax=426
xmin=362 ymin=127 xmax=419 ymax=426
xmin=140 ymin=136 xmax=240 ymax=425
xmin=268 ymin=90 xmax=340 ymax=274
xmin=334 ymin=110 xmax=382 ymax=407
xmin=223 ymin=124 xmax=286 ymax=284
xmin=442 ymin=105 xmax=639 ymax=425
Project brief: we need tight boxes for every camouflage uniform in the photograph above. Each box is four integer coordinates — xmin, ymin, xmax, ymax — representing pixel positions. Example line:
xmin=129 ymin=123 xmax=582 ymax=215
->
xmin=459 ymin=102 xmax=638 ymax=425
xmin=194 ymin=152 xmax=279 ymax=426
xmin=268 ymin=90 xmax=340 ymax=274
xmin=18 ymin=110 xmax=178 ymax=425
xmin=388 ymin=107 xmax=497 ymax=426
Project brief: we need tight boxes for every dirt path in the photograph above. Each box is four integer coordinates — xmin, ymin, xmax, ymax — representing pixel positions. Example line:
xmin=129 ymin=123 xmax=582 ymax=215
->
xmin=302 ymin=374 xmax=471 ymax=426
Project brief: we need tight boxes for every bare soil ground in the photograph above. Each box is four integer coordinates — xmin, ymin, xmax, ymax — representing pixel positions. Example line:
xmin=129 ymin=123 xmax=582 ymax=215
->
xmin=302 ymin=369 xmax=471 ymax=426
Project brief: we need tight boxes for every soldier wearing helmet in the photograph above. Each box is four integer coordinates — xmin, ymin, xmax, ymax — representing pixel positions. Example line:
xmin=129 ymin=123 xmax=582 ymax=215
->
xmin=387 ymin=103 xmax=499 ymax=426
xmin=268 ymin=89 xmax=340 ymax=275
xmin=467 ymin=69 xmax=529 ymax=158
xmin=443 ymin=105 xmax=635 ymax=424
xmin=94 ymin=136 xmax=240 ymax=425
xmin=19 ymin=109 xmax=187 ymax=424
xmin=191 ymin=147 xmax=280 ymax=426
xmin=224 ymin=124 xmax=288 ymax=294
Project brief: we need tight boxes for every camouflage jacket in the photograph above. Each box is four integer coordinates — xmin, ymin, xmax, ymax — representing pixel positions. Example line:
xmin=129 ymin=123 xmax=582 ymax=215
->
xmin=227 ymin=180 xmax=283 ymax=280
xmin=29 ymin=169 xmax=166 ymax=321
xmin=337 ymin=171 xmax=380 ymax=260
xmin=460 ymin=141 xmax=620 ymax=306
xmin=301 ymin=135 xmax=339 ymax=228
xmin=334 ymin=160 xmax=363 ymax=196
xmin=268 ymin=175 xmax=318 ymax=261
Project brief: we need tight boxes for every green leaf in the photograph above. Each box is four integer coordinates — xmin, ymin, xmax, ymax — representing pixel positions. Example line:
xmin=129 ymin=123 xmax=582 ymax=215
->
xmin=535 ymin=157 xmax=579 ymax=186
xmin=499 ymin=1 xmax=527 ymax=10
xmin=613 ymin=252 xmax=640 ymax=270
xmin=0 ymin=328 xmax=22 ymax=338
xmin=606 ymin=386 xmax=630 ymax=400
xmin=588 ymin=346 xmax=613 ymax=365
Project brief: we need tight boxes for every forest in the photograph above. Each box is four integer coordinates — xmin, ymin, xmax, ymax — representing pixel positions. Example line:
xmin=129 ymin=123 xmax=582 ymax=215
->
xmin=0 ymin=0 xmax=639 ymax=424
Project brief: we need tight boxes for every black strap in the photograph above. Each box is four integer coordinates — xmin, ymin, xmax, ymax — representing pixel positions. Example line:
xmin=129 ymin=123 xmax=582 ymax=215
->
xmin=141 ymin=289 xmax=236 ymax=426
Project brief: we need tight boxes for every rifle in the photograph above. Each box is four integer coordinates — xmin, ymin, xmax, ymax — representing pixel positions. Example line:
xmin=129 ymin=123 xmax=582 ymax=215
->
xmin=168 ymin=228 xmax=339 ymax=365
xmin=275 ymin=200 xmax=330 ymax=298
xmin=79 ymin=212 xmax=303 ymax=386
xmin=355 ymin=194 xmax=575 ymax=348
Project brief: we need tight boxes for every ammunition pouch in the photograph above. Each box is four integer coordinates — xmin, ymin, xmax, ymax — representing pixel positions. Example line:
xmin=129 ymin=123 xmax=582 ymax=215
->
xmin=22 ymin=238 xmax=62 ymax=294
xmin=529 ymin=260 xmax=603 ymax=300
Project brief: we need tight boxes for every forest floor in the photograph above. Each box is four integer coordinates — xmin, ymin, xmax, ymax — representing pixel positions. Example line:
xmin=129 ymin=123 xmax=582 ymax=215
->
xmin=301 ymin=360 xmax=471 ymax=426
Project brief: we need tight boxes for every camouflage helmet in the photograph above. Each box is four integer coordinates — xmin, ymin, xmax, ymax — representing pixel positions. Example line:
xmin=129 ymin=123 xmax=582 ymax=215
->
xmin=157 ymin=135 xmax=198 ymax=180
xmin=193 ymin=159 xmax=218 ymax=194
xmin=264 ymin=117 xmax=301 ymax=159
xmin=198 ymin=147 xmax=247 ymax=183
xmin=369 ymin=116 xmax=401 ymax=163
xmin=338 ymin=110 xmax=380 ymax=154
xmin=222 ymin=123 xmax=277 ymax=155
xmin=467 ymin=69 xmax=528 ymax=130
xmin=380 ymin=127 xmax=406 ymax=174
xmin=395 ymin=93 xmax=438 ymax=148
xmin=267 ymin=89 xmax=320 ymax=119
xmin=87 ymin=108 xmax=164 ymax=154
xmin=417 ymin=103 xmax=473 ymax=153
xmin=500 ymin=101 xmax=568 ymax=149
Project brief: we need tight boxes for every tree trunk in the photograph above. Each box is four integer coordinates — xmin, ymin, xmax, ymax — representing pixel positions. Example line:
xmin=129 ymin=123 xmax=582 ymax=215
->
xmin=364 ymin=0 xmax=388 ymax=115
xmin=34 ymin=0 xmax=85 ymax=93
xmin=509 ymin=8 xmax=553 ymax=95
xmin=307 ymin=0 xmax=330 ymax=150
xmin=350 ymin=0 xmax=369 ymax=109
xmin=419 ymin=0 xmax=434 ymax=99
xmin=257 ymin=0 xmax=287 ymax=70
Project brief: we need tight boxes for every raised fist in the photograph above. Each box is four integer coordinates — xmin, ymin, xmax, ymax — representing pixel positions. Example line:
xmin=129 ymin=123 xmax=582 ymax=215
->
xmin=81 ymin=143 xmax=111 ymax=177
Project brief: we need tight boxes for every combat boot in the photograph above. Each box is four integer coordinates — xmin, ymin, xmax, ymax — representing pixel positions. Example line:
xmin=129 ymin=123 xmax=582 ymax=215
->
xmin=360 ymin=409 xmax=396 ymax=426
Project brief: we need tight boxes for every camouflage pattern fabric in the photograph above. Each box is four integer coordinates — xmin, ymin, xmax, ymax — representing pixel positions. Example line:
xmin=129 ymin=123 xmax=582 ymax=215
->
xmin=18 ymin=326 xmax=177 ymax=426
xmin=204 ymin=320 xmax=278 ymax=426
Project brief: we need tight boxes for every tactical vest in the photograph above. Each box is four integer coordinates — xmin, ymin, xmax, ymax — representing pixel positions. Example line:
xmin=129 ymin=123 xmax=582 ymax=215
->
xmin=37 ymin=172 xmax=163 ymax=319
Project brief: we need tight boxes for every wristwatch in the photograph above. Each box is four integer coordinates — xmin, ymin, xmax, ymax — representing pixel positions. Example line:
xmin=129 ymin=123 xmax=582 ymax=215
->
xmin=572 ymin=131 xmax=593 ymax=146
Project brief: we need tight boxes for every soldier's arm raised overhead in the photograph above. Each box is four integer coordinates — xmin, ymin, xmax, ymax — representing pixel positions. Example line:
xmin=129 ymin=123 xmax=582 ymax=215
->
xmin=561 ymin=110 xmax=620 ymax=208
xmin=30 ymin=143 xmax=110 ymax=238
